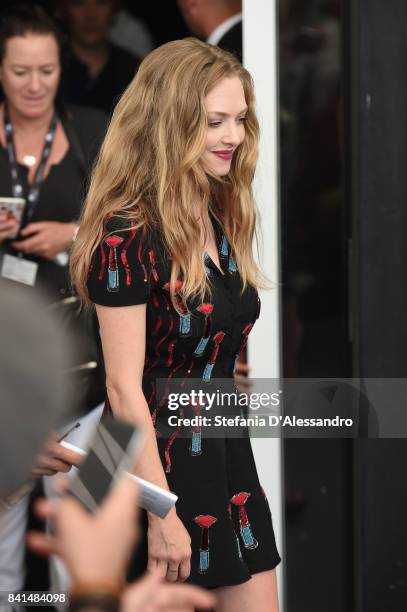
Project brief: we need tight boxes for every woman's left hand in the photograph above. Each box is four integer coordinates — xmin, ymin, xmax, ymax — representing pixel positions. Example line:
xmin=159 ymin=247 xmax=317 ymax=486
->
xmin=11 ymin=221 xmax=76 ymax=260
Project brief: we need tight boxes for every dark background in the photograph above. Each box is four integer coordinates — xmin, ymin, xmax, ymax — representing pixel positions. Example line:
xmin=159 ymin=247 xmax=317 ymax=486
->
xmin=353 ymin=0 xmax=407 ymax=610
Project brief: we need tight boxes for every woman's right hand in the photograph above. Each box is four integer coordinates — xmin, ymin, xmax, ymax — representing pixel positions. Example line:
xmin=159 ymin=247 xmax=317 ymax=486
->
xmin=147 ymin=508 xmax=192 ymax=583
xmin=0 ymin=211 xmax=19 ymax=243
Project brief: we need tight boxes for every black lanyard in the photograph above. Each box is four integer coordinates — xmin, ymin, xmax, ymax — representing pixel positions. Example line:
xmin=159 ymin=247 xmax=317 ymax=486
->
xmin=4 ymin=105 xmax=58 ymax=225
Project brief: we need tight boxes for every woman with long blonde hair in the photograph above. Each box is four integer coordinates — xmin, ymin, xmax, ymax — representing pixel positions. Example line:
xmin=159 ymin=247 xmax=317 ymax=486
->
xmin=71 ymin=38 xmax=280 ymax=611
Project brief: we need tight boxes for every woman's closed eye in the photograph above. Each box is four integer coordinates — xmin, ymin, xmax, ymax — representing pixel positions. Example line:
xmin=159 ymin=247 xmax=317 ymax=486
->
xmin=12 ymin=67 xmax=56 ymax=77
xmin=208 ymin=117 xmax=247 ymax=128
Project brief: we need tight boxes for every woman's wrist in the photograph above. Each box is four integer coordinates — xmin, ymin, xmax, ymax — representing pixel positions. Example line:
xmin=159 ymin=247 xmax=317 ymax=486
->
xmin=69 ymin=578 xmax=123 ymax=612
xmin=148 ymin=506 xmax=177 ymax=524
xmin=148 ymin=511 xmax=165 ymax=525
xmin=69 ymin=592 xmax=120 ymax=612
xmin=70 ymin=578 xmax=124 ymax=599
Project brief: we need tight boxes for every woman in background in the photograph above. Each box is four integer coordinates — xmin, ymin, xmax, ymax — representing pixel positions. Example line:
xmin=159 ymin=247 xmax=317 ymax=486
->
xmin=0 ymin=3 xmax=106 ymax=299
xmin=0 ymin=3 xmax=106 ymax=594
xmin=72 ymin=38 xmax=280 ymax=611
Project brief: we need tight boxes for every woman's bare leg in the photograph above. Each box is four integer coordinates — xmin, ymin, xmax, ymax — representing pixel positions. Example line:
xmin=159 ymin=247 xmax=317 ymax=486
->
xmin=212 ymin=568 xmax=279 ymax=612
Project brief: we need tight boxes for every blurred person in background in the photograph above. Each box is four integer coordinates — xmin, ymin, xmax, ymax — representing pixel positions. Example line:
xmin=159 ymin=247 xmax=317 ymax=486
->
xmin=0 ymin=3 xmax=106 ymax=300
xmin=57 ymin=0 xmax=141 ymax=114
xmin=178 ymin=0 xmax=242 ymax=62
xmin=0 ymin=284 xmax=72 ymax=504
xmin=0 ymin=2 xmax=106 ymax=593
xmin=0 ymin=281 xmax=83 ymax=600
xmin=0 ymin=1 xmax=106 ymax=412
xmin=107 ymin=2 xmax=155 ymax=58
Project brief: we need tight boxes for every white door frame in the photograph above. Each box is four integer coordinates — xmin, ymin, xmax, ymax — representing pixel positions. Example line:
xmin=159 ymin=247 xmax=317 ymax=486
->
xmin=243 ymin=1 xmax=285 ymax=608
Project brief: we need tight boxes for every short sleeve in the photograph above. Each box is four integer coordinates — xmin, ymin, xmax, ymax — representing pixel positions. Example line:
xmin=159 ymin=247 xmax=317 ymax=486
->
xmin=87 ymin=216 xmax=154 ymax=306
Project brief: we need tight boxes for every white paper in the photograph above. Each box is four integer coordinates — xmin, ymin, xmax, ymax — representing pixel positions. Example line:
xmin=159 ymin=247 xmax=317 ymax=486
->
xmin=1 ymin=254 xmax=38 ymax=286
xmin=58 ymin=405 xmax=177 ymax=518
xmin=127 ymin=473 xmax=178 ymax=519
xmin=59 ymin=440 xmax=86 ymax=456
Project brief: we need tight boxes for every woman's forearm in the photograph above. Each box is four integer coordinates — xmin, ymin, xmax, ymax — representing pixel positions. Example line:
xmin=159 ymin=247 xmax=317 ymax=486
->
xmin=106 ymin=384 xmax=170 ymax=491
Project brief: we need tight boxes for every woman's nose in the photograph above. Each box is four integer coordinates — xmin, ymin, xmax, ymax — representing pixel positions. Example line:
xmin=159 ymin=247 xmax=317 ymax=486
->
xmin=221 ymin=120 xmax=242 ymax=146
xmin=27 ymin=71 xmax=41 ymax=93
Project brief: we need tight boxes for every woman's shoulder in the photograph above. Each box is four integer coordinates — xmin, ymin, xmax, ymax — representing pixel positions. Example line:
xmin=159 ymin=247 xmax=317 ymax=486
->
xmin=99 ymin=212 xmax=170 ymax=265
xmin=87 ymin=212 xmax=167 ymax=306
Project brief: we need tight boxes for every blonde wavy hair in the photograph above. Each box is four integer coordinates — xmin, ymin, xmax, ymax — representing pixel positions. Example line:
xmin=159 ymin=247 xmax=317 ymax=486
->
xmin=71 ymin=37 xmax=269 ymax=309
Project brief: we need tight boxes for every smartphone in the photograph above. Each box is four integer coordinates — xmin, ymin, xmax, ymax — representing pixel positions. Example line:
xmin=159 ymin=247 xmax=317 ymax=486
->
xmin=0 ymin=197 xmax=26 ymax=238
xmin=68 ymin=415 xmax=143 ymax=512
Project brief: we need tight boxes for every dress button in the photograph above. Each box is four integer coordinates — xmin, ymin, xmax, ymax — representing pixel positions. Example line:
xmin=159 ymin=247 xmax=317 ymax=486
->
xmin=60 ymin=288 xmax=66 ymax=295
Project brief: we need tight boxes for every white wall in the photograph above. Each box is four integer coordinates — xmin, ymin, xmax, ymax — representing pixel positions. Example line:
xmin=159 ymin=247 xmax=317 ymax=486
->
xmin=243 ymin=0 xmax=285 ymax=608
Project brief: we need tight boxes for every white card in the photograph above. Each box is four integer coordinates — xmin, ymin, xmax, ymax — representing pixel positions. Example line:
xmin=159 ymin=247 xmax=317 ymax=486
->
xmin=127 ymin=473 xmax=178 ymax=519
xmin=59 ymin=440 xmax=87 ymax=456
xmin=57 ymin=405 xmax=177 ymax=518
xmin=61 ymin=446 xmax=178 ymax=518
xmin=1 ymin=254 xmax=38 ymax=286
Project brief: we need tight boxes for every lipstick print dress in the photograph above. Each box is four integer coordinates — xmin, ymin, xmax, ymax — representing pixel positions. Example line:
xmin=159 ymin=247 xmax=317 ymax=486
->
xmin=87 ymin=210 xmax=281 ymax=588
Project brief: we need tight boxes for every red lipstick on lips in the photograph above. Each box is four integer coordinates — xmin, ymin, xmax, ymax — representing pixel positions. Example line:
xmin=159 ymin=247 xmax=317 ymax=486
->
xmin=212 ymin=150 xmax=234 ymax=161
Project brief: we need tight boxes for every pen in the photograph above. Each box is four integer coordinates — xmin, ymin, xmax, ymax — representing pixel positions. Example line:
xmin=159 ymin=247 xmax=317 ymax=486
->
xmin=58 ymin=422 xmax=80 ymax=443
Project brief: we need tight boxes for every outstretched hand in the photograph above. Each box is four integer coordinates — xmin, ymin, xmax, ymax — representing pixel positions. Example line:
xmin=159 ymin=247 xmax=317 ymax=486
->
xmin=27 ymin=474 xmax=140 ymax=584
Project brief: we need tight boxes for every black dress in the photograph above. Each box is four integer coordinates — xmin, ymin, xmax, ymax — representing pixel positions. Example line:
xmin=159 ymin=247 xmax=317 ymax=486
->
xmin=87 ymin=211 xmax=281 ymax=588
